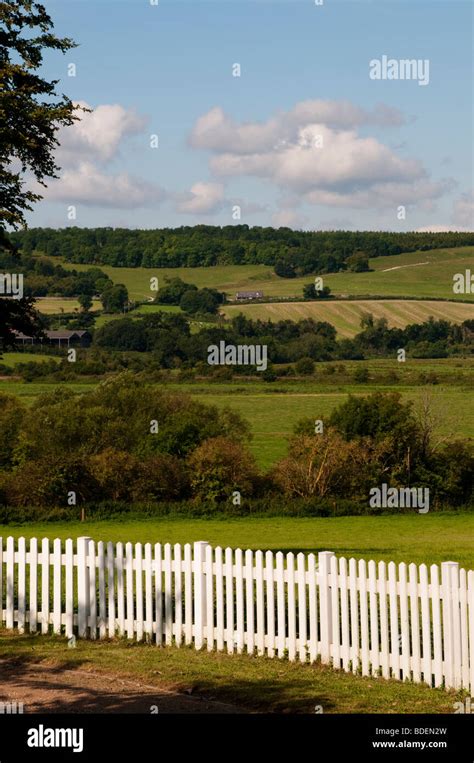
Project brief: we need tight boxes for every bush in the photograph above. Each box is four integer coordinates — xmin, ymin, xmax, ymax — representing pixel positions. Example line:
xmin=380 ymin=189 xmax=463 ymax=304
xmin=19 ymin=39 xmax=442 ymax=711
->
xmin=295 ymin=357 xmax=315 ymax=375
xmin=187 ymin=436 xmax=259 ymax=504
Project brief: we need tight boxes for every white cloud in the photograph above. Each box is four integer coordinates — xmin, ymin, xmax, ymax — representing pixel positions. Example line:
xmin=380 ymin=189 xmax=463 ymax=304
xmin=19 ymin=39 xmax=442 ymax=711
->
xmin=189 ymin=100 xmax=406 ymax=155
xmin=57 ymin=102 xmax=147 ymax=166
xmin=44 ymin=162 xmax=165 ymax=209
xmin=175 ymin=182 xmax=225 ymax=214
xmin=190 ymin=101 xmax=452 ymax=211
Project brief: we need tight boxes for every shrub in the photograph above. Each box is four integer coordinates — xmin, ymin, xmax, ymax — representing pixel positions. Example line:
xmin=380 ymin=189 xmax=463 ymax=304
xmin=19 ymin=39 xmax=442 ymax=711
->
xmin=187 ymin=436 xmax=259 ymax=504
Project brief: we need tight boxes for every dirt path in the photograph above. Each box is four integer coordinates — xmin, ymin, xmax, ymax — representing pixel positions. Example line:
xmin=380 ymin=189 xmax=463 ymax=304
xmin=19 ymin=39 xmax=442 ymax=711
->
xmin=381 ymin=261 xmax=429 ymax=272
xmin=0 ymin=659 xmax=247 ymax=714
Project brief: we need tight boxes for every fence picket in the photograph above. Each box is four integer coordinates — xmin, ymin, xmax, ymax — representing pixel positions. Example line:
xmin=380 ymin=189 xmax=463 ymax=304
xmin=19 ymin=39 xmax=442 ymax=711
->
xmin=339 ymin=557 xmax=350 ymax=672
xmin=265 ymin=550 xmax=275 ymax=658
xmin=124 ymin=542 xmax=133 ymax=640
xmin=307 ymin=554 xmax=317 ymax=663
xmin=206 ymin=544 xmax=214 ymax=650
xmin=215 ymin=547 xmax=225 ymax=652
xmin=18 ymin=537 xmax=26 ymax=634
xmin=135 ymin=543 xmax=144 ymax=642
xmin=297 ymin=553 xmax=307 ymax=664
xmin=98 ymin=542 xmax=106 ymax=639
xmin=154 ymin=543 xmax=163 ymax=645
xmin=330 ymin=555 xmax=340 ymax=669
xmin=276 ymin=552 xmax=285 ymax=658
xmin=287 ymin=553 xmax=296 ymax=662
xmin=107 ymin=541 xmax=116 ymax=639
xmin=173 ymin=543 xmax=182 ymax=645
xmin=64 ymin=539 xmax=73 ymax=639
xmin=348 ymin=558 xmax=359 ymax=675
xmin=409 ymin=563 xmax=421 ymax=683
xmin=41 ymin=538 xmax=50 ymax=635
xmin=368 ymin=560 xmax=379 ymax=676
xmin=6 ymin=537 xmax=14 ymax=630
xmin=144 ymin=544 xmax=153 ymax=641
xmin=116 ymin=543 xmax=125 ymax=636
xmin=88 ymin=540 xmax=97 ymax=639
xmin=225 ymin=547 xmax=234 ymax=654
xmin=459 ymin=568 xmax=469 ymax=689
xmin=378 ymin=561 xmax=390 ymax=679
xmin=419 ymin=564 xmax=431 ymax=686
xmin=245 ymin=549 xmax=255 ymax=655
xmin=358 ymin=559 xmax=370 ymax=677
xmin=164 ymin=544 xmax=172 ymax=645
xmin=431 ymin=564 xmax=443 ymax=688
xmin=388 ymin=562 xmax=399 ymax=680
xmin=235 ymin=548 xmax=244 ymax=654
xmin=399 ymin=562 xmax=410 ymax=681
xmin=184 ymin=544 xmax=192 ymax=646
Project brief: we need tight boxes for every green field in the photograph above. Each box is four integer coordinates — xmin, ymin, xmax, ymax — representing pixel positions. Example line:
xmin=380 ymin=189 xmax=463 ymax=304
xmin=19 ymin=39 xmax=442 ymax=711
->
xmin=0 ymin=352 xmax=61 ymax=368
xmin=51 ymin=246 xmax=474 ymax=301
xmin=2 ymin=514 xmax=473 ymax=569
xmin=224 ymin=299 xmax=474 ymax=337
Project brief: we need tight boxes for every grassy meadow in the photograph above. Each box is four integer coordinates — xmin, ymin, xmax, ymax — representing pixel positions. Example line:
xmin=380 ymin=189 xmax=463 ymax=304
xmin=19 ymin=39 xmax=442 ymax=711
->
xmin=2 ymin=514 xmax=473 ymax=569
xmin=49 ymin=246 xmax=474 ymax=302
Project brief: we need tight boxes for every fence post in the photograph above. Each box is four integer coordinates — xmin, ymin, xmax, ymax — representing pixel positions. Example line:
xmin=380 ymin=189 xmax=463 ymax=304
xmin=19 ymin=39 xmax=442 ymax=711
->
xmin=318 ymin=551 xmax=336 ymax=664
xmin=441 ymin=561 xmax=459 ymax=689
xmin=77 ymin=537 xmax=92 ymax=639
xmin=194 ymin=541 xmax=210 ymax=650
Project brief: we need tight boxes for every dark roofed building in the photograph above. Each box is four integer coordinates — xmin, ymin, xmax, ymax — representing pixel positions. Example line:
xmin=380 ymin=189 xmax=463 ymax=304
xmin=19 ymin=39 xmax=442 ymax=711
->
xmin=235 ymin=291 xmax=264 ymax=301
xmin=13 ymin=330 xmax=92 ymax=347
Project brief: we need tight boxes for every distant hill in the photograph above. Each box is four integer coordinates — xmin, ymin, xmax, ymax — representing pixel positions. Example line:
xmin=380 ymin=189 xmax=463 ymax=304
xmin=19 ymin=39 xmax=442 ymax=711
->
xmin=9 ymin=226 xmax=474 ymax=273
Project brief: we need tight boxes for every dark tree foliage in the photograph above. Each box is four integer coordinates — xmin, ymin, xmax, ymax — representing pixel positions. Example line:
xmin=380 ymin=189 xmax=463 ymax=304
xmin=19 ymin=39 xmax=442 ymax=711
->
xmin=1 ymin=1 xmax=83 ymax=347
xmin=9 ymin=226 xmax=474 ymax=274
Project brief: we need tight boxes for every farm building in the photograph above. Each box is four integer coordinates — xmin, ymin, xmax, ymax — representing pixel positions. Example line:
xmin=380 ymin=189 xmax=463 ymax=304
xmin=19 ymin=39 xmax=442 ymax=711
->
xmin=13 ymin=330 xmax=92 ymax=347
xmin=235 ymin=291 xmax=264 ymax=300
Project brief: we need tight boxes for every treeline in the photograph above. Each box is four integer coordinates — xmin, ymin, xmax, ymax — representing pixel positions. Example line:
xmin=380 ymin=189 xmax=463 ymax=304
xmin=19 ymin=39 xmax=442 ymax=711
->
xmin=9 ymin=226 xmax=474 ymax=273
xmin=0 ymin=249 xmax=112 ymax=299
xmin=0 ymin=380 xmax=471 ymax=511
xmin=93 ymin=313 xmax=474 ymax=366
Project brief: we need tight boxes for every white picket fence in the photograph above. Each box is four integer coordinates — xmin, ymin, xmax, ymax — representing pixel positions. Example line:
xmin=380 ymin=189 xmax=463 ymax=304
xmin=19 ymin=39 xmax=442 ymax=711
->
xmin=1 ymin=535 xmax=473 ymax=693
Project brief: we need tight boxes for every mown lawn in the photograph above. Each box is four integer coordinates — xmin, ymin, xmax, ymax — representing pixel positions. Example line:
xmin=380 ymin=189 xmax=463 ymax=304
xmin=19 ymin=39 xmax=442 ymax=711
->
xmin=2 ymin=514 xmax=473 ymax=570
xmin=0 ymin=629 xmax=460 ymax=714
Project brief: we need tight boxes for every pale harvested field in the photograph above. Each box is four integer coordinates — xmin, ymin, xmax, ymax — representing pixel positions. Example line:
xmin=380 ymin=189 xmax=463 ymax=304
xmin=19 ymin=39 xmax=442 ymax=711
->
xmin=35 ymin=297 xmax=102 ymax=314
xmin=223 ymin=299 xmax=474 ymax=337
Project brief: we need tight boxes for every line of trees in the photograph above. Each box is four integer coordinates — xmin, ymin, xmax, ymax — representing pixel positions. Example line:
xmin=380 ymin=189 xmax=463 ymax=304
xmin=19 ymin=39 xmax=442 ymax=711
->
xmin=9 ymin=227 xmax=474 ymax=273
xmin=92 ymin=313 xmax=474 ymax=365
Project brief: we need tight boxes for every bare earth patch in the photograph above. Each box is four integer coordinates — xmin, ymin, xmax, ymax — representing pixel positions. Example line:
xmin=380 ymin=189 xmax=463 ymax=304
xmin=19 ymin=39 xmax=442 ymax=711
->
xmin=0 ymin=658 xmax=247 ymax=714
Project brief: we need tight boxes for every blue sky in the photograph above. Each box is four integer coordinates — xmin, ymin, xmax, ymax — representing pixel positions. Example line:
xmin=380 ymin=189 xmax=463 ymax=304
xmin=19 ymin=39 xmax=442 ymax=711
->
xmin=29 ymin=0 xmax=473 ymax=231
